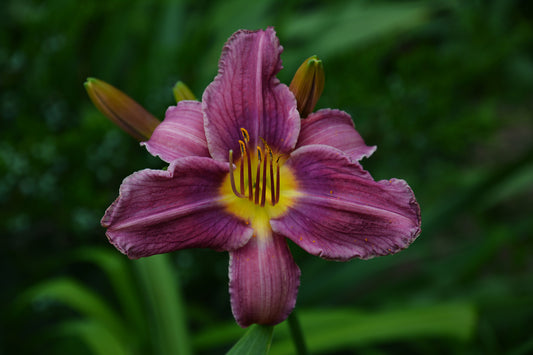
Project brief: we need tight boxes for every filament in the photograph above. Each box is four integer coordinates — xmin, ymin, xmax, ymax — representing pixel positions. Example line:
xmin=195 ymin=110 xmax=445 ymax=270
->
xmin=238 ymin=140 xmax=246 ymax=194
xmin=254 ymin=147 xmax=262 ymax=204
xmin=260 ymin=147 xmax=268 ymax=207
xmin=229 ymin=150 xmax=245 ymax=198
xmin=275 ymin=157 xmax=281 ymax=204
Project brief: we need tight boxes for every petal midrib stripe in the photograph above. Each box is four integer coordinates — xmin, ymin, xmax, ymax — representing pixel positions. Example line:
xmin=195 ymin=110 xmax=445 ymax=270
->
xmin=296 ymin=193 xmax=416 ymax=222
xmin=111 ymin=197 xmax=226 ymax=230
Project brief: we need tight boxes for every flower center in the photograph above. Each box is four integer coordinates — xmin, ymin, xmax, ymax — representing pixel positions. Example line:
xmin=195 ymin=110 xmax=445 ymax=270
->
xmin=228 ymin=128 xmax=281 ymax=207
xmin=220 ymin=128 xmax=298 ymax=226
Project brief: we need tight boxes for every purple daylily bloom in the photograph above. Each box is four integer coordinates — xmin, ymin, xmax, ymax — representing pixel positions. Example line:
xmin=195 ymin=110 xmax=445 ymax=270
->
xmin=102 ymin=28 xmax=421 ymax=327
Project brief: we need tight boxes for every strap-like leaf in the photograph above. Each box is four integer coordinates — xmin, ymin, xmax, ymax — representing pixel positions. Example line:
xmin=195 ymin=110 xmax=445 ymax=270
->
xmin=17 ymin=278 xmax=128 ymax=343
xmin=53 ymin=320 xmax=129 ymax=355
xmin=135 ymin=254 xmax=192 ymax=355
xmin=226 ymin=324 xmax=274 ymax=355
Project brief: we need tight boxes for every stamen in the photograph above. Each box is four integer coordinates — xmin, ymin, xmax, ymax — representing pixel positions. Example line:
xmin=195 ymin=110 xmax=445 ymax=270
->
xmin=229 ymin=150 xmax=245 ymax=198
xmin=240 ymin=128 xmax=250 ymax=142
xmin=260 ymin=145 xmax=268 ymax=207
xmin=268 ymin=148 xmax=275 ymax=206
xmin=245 ymin=141 xmax=253 ymax=201
xmin=238 ymin=140 xmax=246 ymax=194
xmin=254 ymin=147 xmax=262 ymax=204
xmin=229 ymin=131 xmax=282 ymax=207
xmin=275 ymin=156 xmax=281 ymax=205
xmin=238 ymin=140 xmax=246 ymax=154
xmin=238 ymin=129 xmax=252 ymax=200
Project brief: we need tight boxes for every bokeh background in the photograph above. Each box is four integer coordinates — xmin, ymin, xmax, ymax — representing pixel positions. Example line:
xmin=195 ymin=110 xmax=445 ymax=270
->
xmin=2 ymin=0 xmax=533 ymax=354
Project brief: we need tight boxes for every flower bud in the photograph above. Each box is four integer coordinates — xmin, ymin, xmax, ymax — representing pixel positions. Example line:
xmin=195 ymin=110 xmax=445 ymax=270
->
xmin=84 ymin=78 xmax=160 ymax=141
xmin=289 ymin=55 xmax=325 ymax=118
xmin=173 ymin=81 xmax=197 ymax=102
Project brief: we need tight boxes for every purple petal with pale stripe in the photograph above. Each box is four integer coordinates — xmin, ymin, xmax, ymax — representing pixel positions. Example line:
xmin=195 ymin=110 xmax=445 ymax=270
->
xmin=296 ymin=109 xmax=376 ymax=161
xmin=142 ymin=101 xmax=209 ymax=163
xmin=271 ymin=145 xmax=421 ymax=261
xmin=102 ymin=157 xmax=253 ymax=259
xmin=229 ymin=232 xmax=300 ymax=327
xmin=203 ymin=28 xmax=300 ymax=161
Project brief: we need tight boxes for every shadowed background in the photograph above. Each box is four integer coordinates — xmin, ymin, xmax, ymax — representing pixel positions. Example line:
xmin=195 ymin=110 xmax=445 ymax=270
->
xmin=2 ymin=0 xmax=533 ymax=354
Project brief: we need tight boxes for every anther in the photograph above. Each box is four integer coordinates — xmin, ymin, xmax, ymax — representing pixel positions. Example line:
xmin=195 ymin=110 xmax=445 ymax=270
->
xmin=240 ymin=128 xmax=250 ymax=142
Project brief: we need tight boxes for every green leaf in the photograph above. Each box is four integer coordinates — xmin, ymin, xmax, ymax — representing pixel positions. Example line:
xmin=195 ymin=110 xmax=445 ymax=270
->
xmin=193 ymin=303 xmax=476 ymax=352
xmin=193 ymin=323 xmax=244 ymax=350
xmin=270 ymin=303 xmax=477 ymax=354
xmin=70 ymin=247 xmax=146 ymax=335
xmin=135 ymin=254 xmax=191 ymax=355
xmin=477 ymin=159 xmax=533 ymax=211
xmin=282 ymin=1 xmax=435 ymax=69
xmin=226 ymin=324 xmax=274 ymax=355
xmin=17 ymin=278 xmax=129 ymax=344
xmin=53 ymin=320 xmax=129 ymax=355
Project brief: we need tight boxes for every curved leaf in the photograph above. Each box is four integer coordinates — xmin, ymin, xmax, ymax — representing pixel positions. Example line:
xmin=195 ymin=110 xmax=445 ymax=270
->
xmin=271 ymin=303 xmax=477 ymax=354
xmin=193 ymin=303 xmax=476 ymax=353
xmin=226 ymin=324 xmax=274 ymax=355
xmin=17 ymin=278 xmax=129 ymax=345
xmin=53 ymin=320 xmax=129 ymax=355
xmin=135 ymin=254 xmax=191 ymax=355
xmin=70 ymin=247 xmax=146 ymax=335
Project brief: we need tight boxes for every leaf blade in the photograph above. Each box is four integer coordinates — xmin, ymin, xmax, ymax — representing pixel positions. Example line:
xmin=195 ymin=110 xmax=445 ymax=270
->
xmin=226 ymin=324 xmax=274 ymax=355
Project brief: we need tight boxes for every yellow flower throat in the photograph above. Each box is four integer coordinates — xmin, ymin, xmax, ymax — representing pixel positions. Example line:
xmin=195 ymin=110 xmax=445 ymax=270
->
xmin=220 ymin=128 xmax=298 ymax=235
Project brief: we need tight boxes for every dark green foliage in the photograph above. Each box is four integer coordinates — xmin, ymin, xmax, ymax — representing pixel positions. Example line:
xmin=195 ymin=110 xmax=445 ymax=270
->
xmin=2 ymin=0 xmax=532 ymax=353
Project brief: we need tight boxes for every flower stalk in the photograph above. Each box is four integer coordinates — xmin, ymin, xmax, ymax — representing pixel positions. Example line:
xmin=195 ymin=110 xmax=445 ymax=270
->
xmin=288 ymin=312 xmax=308 ymax=355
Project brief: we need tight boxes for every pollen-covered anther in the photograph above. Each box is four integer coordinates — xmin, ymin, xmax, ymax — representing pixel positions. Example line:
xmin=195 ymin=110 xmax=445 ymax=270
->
xmin=228 ymin=128 xmax=281 ymax=206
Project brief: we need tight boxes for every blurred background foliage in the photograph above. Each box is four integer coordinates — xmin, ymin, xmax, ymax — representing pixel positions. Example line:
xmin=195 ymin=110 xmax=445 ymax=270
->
xmin=2 ymin=0 xmax=533 ymax=353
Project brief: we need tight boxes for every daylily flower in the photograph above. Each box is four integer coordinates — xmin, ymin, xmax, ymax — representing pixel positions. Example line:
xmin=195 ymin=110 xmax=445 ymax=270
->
xmin=101 ymin=28 xmax=421 ymax=328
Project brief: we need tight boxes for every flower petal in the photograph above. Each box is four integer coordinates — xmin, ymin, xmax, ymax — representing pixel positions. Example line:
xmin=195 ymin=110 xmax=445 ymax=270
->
xmin=203 ymin=27 xmax=300 ymax=161
xmin=229 ymin=232 xmax=300 ymax=327
xmin=271 ymin=145 xmax=421 ymax=261
xmin=296 ymin=109 xmax=376 ymax=161
xmin=141 ymin=101 xmax=209 ymax=163
xmin=102 ymin=157 xmax=252 ymax=259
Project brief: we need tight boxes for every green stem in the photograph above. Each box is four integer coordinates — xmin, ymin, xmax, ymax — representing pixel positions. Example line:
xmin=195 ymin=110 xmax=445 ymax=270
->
xmin=287 ymin=311 xmax=308 ymax=355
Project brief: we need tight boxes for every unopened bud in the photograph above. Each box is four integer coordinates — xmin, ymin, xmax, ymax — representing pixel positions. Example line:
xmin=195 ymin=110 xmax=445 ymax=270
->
xmin=289 ymin=55 xmax=325 ymax=118
xmin=173 ymin=81 xmax=197 ymax=102
xmin=84 ymin=78 xmax=160 ymax=141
